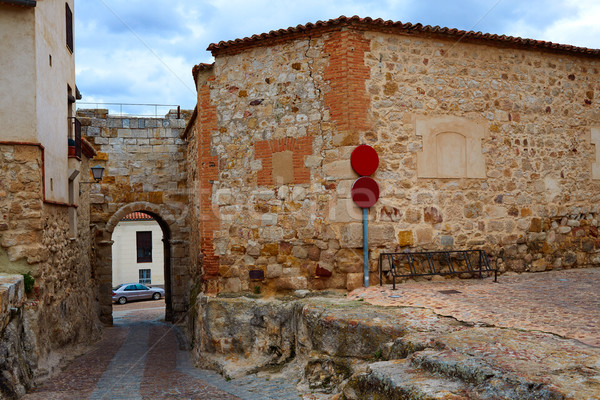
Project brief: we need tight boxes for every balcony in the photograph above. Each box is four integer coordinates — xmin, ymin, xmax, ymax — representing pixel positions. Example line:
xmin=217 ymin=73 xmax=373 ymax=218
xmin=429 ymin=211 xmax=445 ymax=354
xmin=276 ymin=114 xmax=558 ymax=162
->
xmin=68 ymin=117 xmax=81 ymax=159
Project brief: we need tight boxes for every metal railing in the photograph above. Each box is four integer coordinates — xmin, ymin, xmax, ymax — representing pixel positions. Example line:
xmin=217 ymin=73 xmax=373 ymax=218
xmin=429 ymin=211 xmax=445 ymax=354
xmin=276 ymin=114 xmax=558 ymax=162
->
xmin=77 ymin=102 xmax=182 ymax=118
xmin=379 ymin=249 xmax=497 ymax=289
xmin=68 ymin=117 xmax=81 ymax=158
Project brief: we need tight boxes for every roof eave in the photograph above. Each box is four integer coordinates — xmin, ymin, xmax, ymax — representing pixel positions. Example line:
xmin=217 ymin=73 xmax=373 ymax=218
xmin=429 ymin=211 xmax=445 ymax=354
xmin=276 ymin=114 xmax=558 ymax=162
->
xmin=206 ymin=15 xmax=600 ymax=59
xmin=0 ymin=0 xmax=36 ymax=7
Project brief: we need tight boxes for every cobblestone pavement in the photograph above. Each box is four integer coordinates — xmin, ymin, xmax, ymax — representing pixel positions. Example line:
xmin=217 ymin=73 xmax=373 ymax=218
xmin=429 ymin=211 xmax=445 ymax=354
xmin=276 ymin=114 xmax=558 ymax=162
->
xmin=23 ymin=300 xmax=303 ymax=400
xmin=349 ymin=267 xmax=600 ymax=347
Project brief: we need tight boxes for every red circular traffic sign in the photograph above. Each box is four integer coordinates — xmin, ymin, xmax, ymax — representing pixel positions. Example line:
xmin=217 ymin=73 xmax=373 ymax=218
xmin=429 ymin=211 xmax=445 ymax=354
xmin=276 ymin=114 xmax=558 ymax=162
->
xmin=351 ymin=177 xmax=380 ymax=208
xmin=351 ymin=144 xmax=379 ymax=176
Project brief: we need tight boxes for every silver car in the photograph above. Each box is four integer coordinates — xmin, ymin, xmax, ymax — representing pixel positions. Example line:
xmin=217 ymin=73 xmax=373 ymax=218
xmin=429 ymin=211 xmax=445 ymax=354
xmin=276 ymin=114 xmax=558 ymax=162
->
xmin=112 ymin=283 xmax=164 ymax=304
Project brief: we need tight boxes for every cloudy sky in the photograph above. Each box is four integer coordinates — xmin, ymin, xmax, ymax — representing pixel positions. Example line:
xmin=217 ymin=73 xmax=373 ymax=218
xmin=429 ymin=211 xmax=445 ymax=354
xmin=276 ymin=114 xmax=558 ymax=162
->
xmin=74 ymin=0 xmax=600 ymax=115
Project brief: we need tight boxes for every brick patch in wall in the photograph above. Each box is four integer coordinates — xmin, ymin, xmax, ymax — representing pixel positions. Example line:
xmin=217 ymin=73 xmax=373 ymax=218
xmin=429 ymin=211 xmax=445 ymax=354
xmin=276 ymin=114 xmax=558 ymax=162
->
xmin=255 ymin=136 xmax=313 ymax=186
xmin=323 ymin=30 xmax=371 ymax=139
xmin=197 ymin=79 xmax=220 ymax=278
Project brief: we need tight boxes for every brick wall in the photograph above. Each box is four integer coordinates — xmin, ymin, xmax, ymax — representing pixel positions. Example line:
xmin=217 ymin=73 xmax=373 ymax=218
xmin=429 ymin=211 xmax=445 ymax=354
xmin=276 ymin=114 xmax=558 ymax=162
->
xmin=323 ymin=29 xmax=372 ymax=142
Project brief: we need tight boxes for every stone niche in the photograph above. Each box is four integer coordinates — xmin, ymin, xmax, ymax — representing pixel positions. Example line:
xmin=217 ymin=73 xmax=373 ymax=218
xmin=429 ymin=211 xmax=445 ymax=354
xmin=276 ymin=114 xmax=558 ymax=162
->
xmin=591 ymin=127 xmax=600 ymax=180
xmin=416 ymin=116 xmax=487 ymax=179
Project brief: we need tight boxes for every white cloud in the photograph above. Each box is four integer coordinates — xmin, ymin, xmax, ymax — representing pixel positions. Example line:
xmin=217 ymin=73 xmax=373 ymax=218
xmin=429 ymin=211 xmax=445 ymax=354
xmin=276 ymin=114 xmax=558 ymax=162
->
xmin=505 ymin=0 xmax=600 ymax=48
xmin=74 ymin=0 xmax=599 ymax=112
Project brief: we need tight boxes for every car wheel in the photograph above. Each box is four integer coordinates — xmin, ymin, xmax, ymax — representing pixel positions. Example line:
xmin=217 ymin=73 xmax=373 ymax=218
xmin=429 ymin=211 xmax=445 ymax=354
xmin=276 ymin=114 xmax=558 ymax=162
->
xmin=152 ymin=292 xmax=160 ymax=300
xmin=118 ymin=297 xmax=127 ymax=305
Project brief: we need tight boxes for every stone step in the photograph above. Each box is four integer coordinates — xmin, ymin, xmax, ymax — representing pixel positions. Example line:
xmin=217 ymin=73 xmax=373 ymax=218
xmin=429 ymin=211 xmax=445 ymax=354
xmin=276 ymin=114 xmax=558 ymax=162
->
xmin=341 ymin=359 xmax=476 ymax=400
xmin=411 ymin=349 xmax=565 ymax=400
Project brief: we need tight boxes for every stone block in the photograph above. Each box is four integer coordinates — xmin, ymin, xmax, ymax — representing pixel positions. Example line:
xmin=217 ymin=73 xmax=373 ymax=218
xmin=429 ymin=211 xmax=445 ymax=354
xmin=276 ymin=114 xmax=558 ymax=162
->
xmin=260 ymin=213 xmax=277 ymax=226
xmin=261 ymin=243 xmax=279 ymax=256
xmin=529 ymin=218 xmax=542 ymax=233
xmin=292 ymin=246 xmax=308 ymax=259
xmin=272 ymin=276 xmax=307 ymax=290
xmin=346 ymin=273 xmax=364 ymax=291
xmin=340 ymin=223 xmax=363 ymax=248
xmin=246 ymin=241 xmax=261 ymax=257
xmin=260 ymin=226 xmax=284 ymax=242
xmin=305 ymin=155 xmax=322 ymax=168
xmin=440 ymin=235 xmax=454 ymax=246
xmin=14 ymin=146 xmax=38 ymax=162
xmin=405 ymin=208 xmax=422 ymax=223
xmin=330 ymin=198 xmax=362 ymax=223
xmin=266 ymin=264 xmax=283 ymax=278
xmin=90 ymin=194 xmax=104 ymax=204
xmin=335 ymin=249 xmax=363 ymax=273
xmin=291 ymin=186 xmax=307 ymax=201
xmin=223 ymin=277 xmax=241 ymax=293
xmin=485 ymin=205 xmax=508 ymax=219
xmin=307 ymin=245 xmax=321 ymax=261
xmin=323 ymin=160 xmax=358 ymax=181
xmin=397 ymin=231 xmax=414 ymax=247
xmin=256 ymin=190 xmax=275 ymax=200
xmin=315 ymin=264 xmax=333 ymax=277
xmin=369 ymin=224 xmax=395 ymax=247
xmin=336 ymin=180 xmax=354 ymax=198
xmin=424 ymin=206 xmax=443 ymax=224
xmin=558 ymin=226 xmax=572 ymax=234
xmin=415 ymin=227 xmax=433 ymax=244
xmin=250 ymin=160 xmax=262 ymax=171
xmin=530 ymin=259 xmax=547 ymax=272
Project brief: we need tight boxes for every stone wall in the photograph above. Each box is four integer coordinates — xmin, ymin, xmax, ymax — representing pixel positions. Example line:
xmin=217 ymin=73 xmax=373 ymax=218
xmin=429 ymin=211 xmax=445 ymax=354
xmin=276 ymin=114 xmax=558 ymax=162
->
xmin=0 ymin=144 xmax=44 ymax=269
xmin=0 ymin=143 xmax=102 ymax=397
xmin=188 ymin=24 xmax=600 ymax=294
xmin=0 ymin=275 xmax=29 ymax=398
xmin=78 ymin=109 xmax=194 ymax=325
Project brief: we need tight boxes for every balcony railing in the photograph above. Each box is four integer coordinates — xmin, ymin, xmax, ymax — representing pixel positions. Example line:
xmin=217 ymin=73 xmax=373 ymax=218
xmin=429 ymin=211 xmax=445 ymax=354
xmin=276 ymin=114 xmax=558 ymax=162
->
xmin=77 ymin=102 xmax=182 ymax=118
xmin=68 ymin=117 xmax=81 ymax=158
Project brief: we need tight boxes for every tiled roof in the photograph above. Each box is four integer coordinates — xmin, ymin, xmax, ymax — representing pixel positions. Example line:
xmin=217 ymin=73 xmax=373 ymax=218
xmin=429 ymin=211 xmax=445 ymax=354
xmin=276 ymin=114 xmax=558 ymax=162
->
xmin=121 ymin=212 xmax=154 ymax=221
xmin=207 ymin=15 xmax=600 ymax=57
xmin=191 ymin=63 xmax=214 ymax=86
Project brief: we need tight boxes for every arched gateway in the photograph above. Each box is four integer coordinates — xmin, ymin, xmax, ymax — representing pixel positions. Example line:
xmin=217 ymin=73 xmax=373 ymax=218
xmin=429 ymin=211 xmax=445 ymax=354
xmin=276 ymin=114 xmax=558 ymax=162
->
xmin=95 ymin=202 xmax=191 ymax=325
xmin=78 ymin=109 xmax=194 ymax=326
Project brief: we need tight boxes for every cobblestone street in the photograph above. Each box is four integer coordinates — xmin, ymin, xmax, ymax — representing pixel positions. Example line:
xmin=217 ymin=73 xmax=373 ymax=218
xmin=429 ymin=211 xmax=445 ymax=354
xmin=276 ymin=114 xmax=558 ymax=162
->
xmin=19 ymin=268 xmax=600 ymax=399
xmin=22 ymin=300 xmax=302 ymax=400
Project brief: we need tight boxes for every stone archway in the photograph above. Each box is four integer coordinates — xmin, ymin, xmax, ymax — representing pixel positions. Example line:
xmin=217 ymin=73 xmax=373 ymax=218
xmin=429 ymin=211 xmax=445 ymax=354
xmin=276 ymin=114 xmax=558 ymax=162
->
xmin=96 ymin=201 xmax=189 ymax=325
xmin=78 ymin=110 xmax=195 ymax=327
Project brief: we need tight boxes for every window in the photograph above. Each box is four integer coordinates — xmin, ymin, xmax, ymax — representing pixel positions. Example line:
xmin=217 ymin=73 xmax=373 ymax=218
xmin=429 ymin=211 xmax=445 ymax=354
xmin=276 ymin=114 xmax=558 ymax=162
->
xmin=139 ymin=270 xmax=151 ymax=285
xmin=65 ymin=3 xmax=73 ymax=53
xmin=136 ymin=231 xmax=152 ymax=263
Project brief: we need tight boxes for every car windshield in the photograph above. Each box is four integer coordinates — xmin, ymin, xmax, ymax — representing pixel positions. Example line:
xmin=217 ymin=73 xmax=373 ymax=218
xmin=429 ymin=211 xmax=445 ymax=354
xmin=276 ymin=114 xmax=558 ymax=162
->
xmin=112 ymin=284 xmax=124 ymax=290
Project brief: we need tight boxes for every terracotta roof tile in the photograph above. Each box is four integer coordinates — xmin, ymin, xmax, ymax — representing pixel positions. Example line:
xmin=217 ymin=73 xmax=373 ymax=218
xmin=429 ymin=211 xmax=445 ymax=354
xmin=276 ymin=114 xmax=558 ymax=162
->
xmin=191 ymin=63 xmax=214 ymax=87
xmin=121 ymin=212 xmax=153 ymax=221
xmin=207 ymin=15 xmax=600 ymax=58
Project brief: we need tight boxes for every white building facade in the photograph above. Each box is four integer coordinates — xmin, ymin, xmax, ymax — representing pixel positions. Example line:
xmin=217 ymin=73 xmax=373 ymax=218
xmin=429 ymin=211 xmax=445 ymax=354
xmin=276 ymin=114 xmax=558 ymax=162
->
xmin=112 ymin=212 xmax=165 ymax=288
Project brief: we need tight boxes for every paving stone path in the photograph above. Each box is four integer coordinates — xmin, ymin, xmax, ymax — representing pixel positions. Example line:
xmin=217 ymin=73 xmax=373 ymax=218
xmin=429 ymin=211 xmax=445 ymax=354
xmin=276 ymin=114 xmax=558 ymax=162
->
xmin=23 ymin=302 xmax=302 ymax=400
xmin=350 ymin=267 xmax=600 ymax=347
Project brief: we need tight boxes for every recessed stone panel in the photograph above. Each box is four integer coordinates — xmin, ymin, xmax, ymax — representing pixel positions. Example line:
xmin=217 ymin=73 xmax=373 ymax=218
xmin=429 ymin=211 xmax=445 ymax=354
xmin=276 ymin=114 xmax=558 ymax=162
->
xmin=416 ymin=116 xmax=486 ymax=179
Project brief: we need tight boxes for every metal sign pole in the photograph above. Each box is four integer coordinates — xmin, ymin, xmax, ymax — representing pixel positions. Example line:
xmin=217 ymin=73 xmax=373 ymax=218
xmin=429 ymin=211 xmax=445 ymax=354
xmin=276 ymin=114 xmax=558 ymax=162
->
xmin=363 ymin=207 xmax=369 ymax=287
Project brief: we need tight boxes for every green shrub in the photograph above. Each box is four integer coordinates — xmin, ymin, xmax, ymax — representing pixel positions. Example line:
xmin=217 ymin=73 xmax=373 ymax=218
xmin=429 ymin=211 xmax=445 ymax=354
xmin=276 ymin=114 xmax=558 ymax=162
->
xmin=22 ymin=272 xmax=34 ymax=294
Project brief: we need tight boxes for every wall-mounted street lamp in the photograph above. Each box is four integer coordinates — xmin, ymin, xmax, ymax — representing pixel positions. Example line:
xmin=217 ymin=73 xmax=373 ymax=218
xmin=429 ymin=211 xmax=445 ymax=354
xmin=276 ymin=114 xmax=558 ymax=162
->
xmin=80 ymin=165 xmax=105 ymax=184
